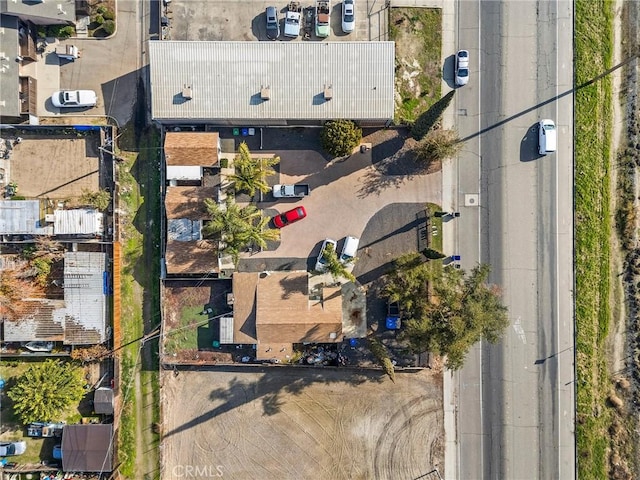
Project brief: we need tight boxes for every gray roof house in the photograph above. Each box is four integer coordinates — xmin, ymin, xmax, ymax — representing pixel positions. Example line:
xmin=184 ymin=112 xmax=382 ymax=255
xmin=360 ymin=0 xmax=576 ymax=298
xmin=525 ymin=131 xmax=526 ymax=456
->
xmin=149 ymin=41 xmax=395 ymax=126
xmin=0 ymin=0 xmax=74 ymax=121
xmin=0 ymin=0 xmax=75 ymax=25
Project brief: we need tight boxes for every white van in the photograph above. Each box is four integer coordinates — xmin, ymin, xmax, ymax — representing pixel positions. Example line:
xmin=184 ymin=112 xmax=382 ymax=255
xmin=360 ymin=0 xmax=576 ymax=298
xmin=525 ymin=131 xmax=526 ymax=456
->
xmin=339 ymin=236 xmax=360 ymax=265
xmin=538 ymin=119 xmax=557 ymax=155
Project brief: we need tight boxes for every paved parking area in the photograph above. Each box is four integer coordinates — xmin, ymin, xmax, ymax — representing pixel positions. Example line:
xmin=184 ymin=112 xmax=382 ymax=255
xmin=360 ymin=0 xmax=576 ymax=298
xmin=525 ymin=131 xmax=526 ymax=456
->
xmin=242 ymin=144 xmax=440 ymax=262
xmin=165 ymin=0 xmax=374 ymax=41
xmin=161 ymin=367 xmax=443 ymax=480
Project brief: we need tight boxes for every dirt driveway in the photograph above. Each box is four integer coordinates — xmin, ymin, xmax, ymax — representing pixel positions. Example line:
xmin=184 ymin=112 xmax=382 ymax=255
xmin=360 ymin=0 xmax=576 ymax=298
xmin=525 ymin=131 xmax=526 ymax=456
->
xmin=160 ymin=367 xmax=443 ymax=480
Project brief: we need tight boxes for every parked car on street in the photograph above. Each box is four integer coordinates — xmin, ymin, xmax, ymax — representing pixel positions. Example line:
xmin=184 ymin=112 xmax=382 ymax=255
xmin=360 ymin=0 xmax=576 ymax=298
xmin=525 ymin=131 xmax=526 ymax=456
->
xmin=315 ymin=238 xmax=338 ymax=272
xmin=0 ymin=441 xmax=26 ymax=456
xmin=266 ymin=6 xmax=280 ymax=40
xmin=273 ymin=206 xmax=307 ymax=228
xmin=455 ymin=50 xmax=469 ymax=86
xmin=22 ymin=341 xmax=54 ymax=352
xmin=51 ymin=90 xmax=97 ymax=108
xmin=342 ymin=0 xmax=355 ymax=33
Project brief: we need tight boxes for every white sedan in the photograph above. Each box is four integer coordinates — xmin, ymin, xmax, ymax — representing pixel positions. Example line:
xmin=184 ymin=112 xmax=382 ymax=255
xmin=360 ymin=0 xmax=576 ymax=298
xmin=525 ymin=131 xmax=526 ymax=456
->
xmin=455 ymin=50 xmax=469 ymax=86
xmin=51 ymin=90 xmax=97 ymax=108
xmin=342 ymin=0 xmax=355 ymax=33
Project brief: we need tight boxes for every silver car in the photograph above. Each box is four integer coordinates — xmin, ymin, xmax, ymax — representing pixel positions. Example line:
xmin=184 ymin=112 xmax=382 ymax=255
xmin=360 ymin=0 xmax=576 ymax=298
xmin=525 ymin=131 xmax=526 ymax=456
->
xmin=455 ymin=50 xmax=469 ymax=86
xmin=342 ymin=0 xmax=355 ymax=33
xmin=266 ymin=6 xmax=280 ymax=40
xmin=315 ymin=238 xmax=338 ymax=272
xmin=0 ymin=441 xmax=27 ymax=456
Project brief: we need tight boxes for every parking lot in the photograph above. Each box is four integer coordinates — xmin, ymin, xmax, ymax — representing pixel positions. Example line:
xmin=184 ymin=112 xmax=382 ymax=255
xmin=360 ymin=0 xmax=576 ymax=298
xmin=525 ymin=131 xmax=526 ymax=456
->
xmin=161 ymin=367 xmax=443 ymax=480
xmin=165 ymin=0 xmax=382 ymax=41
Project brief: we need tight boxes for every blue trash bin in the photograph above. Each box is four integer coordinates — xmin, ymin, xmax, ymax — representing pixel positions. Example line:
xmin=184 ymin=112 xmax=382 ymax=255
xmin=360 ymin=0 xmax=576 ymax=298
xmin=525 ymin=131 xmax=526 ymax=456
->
xmin=349 ymin=338 xmax=358 ymax=347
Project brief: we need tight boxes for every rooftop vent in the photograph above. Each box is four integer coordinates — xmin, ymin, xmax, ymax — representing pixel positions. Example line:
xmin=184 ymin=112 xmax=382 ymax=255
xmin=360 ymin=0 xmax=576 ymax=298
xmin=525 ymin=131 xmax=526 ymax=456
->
xmin=182 ymin=84 xmax=193 ymax=100
xmin=323 ymin=84 xmax=333 ymax=101
xmin=260 ymin=85 xmax=270 ymax=101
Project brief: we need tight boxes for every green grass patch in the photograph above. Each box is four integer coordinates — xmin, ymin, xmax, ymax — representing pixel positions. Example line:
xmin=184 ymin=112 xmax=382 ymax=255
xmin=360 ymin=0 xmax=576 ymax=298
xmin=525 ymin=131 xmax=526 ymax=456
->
xmin=117 ymin=126 xmax=162 ymax=479
xmin=389 ymin=8 xmax=442 ymax=123
xmin=164 ymin=306 xmax=212 ymax=354
xmin=574 ymin=0 xmax=614 ymax=478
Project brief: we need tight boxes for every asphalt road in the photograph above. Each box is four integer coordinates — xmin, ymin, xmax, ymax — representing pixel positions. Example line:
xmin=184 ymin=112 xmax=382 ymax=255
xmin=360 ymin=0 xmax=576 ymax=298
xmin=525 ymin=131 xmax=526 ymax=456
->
xmin=455 ymin=1 xmax=575 ymax=479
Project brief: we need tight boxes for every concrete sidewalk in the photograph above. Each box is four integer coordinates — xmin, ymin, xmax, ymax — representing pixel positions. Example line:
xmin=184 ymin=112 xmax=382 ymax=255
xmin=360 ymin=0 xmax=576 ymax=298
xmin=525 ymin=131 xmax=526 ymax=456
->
xmin=439 ymin=0 xmax=459 ymax=479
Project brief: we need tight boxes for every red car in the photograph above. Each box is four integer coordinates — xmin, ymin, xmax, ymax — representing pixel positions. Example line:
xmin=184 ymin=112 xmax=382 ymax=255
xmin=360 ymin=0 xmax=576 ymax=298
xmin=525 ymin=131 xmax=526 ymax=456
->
xmin=273 ymin=206 xmax=307 ymax=228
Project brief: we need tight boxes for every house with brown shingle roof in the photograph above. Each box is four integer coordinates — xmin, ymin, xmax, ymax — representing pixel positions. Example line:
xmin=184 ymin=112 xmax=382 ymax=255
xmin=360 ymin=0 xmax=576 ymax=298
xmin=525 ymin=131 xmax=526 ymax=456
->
xmin=231 ymin=271 xmax=343 ymax=360
xmin=164 ymin=131 xmax=220 ymax=165
xmin=163 ymin=132 xmax=222 ymax=276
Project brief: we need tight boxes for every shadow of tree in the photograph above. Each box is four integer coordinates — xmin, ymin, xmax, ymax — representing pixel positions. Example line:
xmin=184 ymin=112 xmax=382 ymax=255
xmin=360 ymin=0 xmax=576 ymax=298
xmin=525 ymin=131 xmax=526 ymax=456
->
xmin=163 ymin=367 xmax=384 ymax=438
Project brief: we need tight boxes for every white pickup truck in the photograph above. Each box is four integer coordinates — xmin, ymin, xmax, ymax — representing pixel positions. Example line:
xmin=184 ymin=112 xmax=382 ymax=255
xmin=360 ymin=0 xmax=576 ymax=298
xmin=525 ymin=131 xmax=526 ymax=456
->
xmin=284 ymin=1 xmax=302 ymax=38
xmin=272 ymin=184 xmax=310 ymax=198
xmin=55 ymin=45 xmax=79 ymax=61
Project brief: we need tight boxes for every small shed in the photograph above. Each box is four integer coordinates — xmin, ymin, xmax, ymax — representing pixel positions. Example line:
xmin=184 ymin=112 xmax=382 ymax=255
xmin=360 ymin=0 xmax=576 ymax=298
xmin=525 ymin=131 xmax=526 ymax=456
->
xmin=60 ymin=424 xmax=113 ymax=472
xmin=93 ymin=387 xmax=114 ymax=415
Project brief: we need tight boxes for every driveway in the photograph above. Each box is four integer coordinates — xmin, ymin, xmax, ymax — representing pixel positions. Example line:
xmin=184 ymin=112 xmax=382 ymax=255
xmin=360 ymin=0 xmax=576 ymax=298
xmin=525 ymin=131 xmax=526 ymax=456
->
xmin=240 ymin=133 xmax=440 ymax=273
xmin=51 ymin=1 xmax=143 ymax=124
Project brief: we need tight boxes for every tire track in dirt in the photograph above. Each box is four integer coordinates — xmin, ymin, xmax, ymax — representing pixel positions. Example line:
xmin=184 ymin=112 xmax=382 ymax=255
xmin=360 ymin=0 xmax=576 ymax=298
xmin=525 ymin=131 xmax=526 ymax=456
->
xmin=373 ymin=397 xmax=441 ymax=480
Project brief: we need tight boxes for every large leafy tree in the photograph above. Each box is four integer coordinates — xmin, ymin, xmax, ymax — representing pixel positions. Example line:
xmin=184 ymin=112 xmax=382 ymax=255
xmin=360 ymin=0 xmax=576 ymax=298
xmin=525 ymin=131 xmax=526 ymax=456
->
xmin=229 ymin=142 xmax=279 ymax=198
xmin=203 ymin=198 xmax=279 ymax=263
xmin=383 ymin=253 xmax=508 ymax=370
xmin=320 ymin=120 xmax=363 ymax=157
xmin=8 ymin=359 xmax=85 ymax=423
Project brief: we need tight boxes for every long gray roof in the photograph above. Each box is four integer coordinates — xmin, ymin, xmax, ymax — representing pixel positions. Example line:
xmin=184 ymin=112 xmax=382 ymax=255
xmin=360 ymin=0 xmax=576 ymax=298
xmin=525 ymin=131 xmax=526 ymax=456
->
xmin=149 ymin=41 xmax=395 ymax=123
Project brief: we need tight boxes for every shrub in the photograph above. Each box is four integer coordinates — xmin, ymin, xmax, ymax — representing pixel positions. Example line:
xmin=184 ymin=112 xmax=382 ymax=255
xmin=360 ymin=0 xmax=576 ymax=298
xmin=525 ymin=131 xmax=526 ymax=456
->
xmin=103 ymin=9 xmax=115 ymax=21
xmin=414 ymin=129 xmax=463 ymax=168
xmin=96 ymin=5 xmax=108 ymax=14
xmin=219 ymin=158 xmax=229 ymax=168
xmin=320 ymin=120 xmax=362 ymax=157
xmin=102 ymin=20 xmax=116 ymax=36
xmin=47 ymin=25 xmax=75 ymax=39
xmin=411 ymin=90 xmax=455 ymax=140
xmin=93 ymin=14 xmax=105 ymax=25
xmin=421 ymin=248 xmax=446 ymax=260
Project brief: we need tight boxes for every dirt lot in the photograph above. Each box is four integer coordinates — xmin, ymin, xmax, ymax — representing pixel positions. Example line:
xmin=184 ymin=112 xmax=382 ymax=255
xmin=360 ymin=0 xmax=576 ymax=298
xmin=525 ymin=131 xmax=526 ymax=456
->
xmin=5 ymin=134 xmax=100 ymax=200
xmin=160 ymin=367 xmax=443 ymax=480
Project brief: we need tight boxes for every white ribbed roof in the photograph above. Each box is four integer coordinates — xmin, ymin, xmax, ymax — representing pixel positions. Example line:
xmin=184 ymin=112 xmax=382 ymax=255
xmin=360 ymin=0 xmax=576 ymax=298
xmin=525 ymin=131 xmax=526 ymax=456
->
xmin=149 ymin=41 xmax=395 ymax=123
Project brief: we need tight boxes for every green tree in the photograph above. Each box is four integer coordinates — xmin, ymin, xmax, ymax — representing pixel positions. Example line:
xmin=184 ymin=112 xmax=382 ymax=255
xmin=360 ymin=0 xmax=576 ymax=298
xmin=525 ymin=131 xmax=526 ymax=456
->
xmin=229 ymin=142 xmax=279 ymax=198
xmin=384 ymin=254 xmax=509 ymax=370
xmin=413 ymin=129 xmax=463 ymax=169
xmin=320 ymin=120 xmax=363 ymax=157
xmin=203 ymin=198 xmax=279 ymax=263
xmin=319 ymin=243 xmax=356 ymax=283
xmin=79 ymin=188 xmax=111 ymax=210
xmin=8 ymin=359 xmax=85 ymax=423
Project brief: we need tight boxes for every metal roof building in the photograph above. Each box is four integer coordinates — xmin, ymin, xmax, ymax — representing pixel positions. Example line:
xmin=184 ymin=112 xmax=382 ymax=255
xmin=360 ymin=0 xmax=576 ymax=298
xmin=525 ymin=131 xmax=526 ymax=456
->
xmin=0 ymin=200 xmax=52 ymax=235
xmin=3 ymin=252 xmax=107 ymax=345
xmin=149 ymin=41 xmax=395 ymax=126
